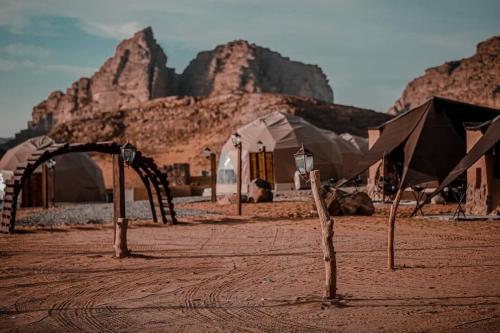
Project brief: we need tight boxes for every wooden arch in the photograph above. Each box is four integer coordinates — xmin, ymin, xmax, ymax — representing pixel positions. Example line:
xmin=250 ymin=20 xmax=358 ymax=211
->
xmin=1 ymin=141 xmax=176 ymax=233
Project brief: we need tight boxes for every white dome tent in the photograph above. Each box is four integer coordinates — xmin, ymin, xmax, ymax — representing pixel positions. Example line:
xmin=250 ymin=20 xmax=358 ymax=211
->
xmin=217 ymin=111 xmax=364 ymax=193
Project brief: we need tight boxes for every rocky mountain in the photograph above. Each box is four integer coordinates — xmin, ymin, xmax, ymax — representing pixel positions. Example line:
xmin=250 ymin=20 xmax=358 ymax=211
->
xmin=30 ymin=27 xmax=334 ymax=131
xmin=51 ymin=93 xmax=390 ymax=174
xmin=389 ymin=36 xmax=500 ymax=114
xmin=179 ymin=40 xmax=333 ymax=102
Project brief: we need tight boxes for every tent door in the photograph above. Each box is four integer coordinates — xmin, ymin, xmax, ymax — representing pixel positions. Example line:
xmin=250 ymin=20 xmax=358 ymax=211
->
xmin=250 ymin=152 xmax=274 ymax=188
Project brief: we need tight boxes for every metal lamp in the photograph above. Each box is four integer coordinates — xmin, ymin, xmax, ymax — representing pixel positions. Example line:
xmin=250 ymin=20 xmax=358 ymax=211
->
xmin=257 ymin=140 xmax=265 ymax=152
xmin=46 ymin=159 xmax=56 ymax=169
xmin=203 ymin=147 xmax=212 ymax=159
xmin=294 ymin=144 xmax=314 ymax=179
xmin=121 ymin=142 xmax=137 ymax=165
xmin=231 ymin=133 xmax=241 ymax=147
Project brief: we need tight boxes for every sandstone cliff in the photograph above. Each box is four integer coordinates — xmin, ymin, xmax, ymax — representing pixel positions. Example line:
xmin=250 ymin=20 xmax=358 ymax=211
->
xmin=30 ymin=27 xmax=177 ymax=130
xmin=30 ymin=28 xmax=334 ymax=130
xmin=389 ymin=36 xmax=500 ymax=114
xmin=180 ymin=40 xmax=333 ymax=102
xmin=50 ymin=93 xmax=390 ymax=173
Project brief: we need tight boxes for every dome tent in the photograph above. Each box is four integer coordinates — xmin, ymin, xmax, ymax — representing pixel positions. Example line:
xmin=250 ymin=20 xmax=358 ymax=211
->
xmin=0 ymin=136 xmax=106 ymax=203
xmin=217 ymin=111 xmax=348 ymax=193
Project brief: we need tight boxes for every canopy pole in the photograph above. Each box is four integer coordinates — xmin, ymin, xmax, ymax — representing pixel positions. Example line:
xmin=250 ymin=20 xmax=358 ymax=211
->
xmin=387 ymin=187 xmax=403 ymax=270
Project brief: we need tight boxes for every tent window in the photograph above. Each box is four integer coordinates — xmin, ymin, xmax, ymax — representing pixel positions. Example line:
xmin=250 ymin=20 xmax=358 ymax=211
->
xmin=475 ymin=168 xmax=482 ymax=188
xmin=217 ymin=154 xmax=236 ymax=184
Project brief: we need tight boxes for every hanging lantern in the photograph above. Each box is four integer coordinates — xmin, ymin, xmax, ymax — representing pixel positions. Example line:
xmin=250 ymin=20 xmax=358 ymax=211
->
xmin=293 ymin=144 xmax=314 ymax=178
xmin=231 ymin=133 xmax=241 ymax=147
xmin=46 ymin=159 xmax=56 ymax=169
xmin=257 ymin=140 xmax=265 ymax=152
xmin=121 ymin=142 xmax=137 ymax=165
xmin=203 ymin=147 xmax=212 ymax=159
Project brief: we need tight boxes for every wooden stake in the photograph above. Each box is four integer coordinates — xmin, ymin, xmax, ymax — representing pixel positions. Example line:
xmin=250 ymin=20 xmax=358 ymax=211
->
xmin=210 ymin=153 xmax=217 ymax=203
xmin=387 ymin=187 xmax=403 ymax=270
xmin=114 ymin=217 xmax=129 ymax=258
xmin=112 ymin=154 xmax=126 ymax=252
xmin=42 ymin=164 xmax=48 ymax=209
xmin=310 ymin=170 xmax=337 ymax=299
xmin=236 ymin=144 xmax=242 ymax=216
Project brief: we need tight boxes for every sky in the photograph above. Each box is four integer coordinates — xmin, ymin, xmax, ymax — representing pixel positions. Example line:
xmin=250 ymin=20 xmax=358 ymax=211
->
xmin=0 ymin=0 xmax=499 ymax=137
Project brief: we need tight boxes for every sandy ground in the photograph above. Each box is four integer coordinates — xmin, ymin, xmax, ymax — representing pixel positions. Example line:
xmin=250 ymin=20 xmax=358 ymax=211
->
xmin=1 ymin=202 xmax=500 ymax=332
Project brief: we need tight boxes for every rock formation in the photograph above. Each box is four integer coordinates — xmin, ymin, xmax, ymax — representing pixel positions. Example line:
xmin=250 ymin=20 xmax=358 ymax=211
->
xmin=30 ymin=27 xmax=177 ymax=130
xmin=389 ymin=36 xmax=500 ymax=114
xmin=50 ymin=93 xmax=390 ymax=174
xmin=180 ymin=40 xmax=333 ymax=102
xmin=29 ymin=28 xmax=334 ymax=131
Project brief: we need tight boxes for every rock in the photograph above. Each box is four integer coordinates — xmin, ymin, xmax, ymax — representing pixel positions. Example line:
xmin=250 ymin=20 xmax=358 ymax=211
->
xmin=180 ymin=40 xmax=333 ymax=102
xmin=217 ymin=193 xmax=248 ymax=205
xmin=248 ymin=179 xmax=273 ymax=203
xmin=324 ymin=188 xmax=374 ymax=216
xmin=49 ymin=93 xmax=389 ymax=175
xmin=430 ymin=193 xmax=446 ymax=204
xmin=30 ymin=27 xmax=178 ymax=130
xmin=389 ymin=36 xmax=500 ymax=114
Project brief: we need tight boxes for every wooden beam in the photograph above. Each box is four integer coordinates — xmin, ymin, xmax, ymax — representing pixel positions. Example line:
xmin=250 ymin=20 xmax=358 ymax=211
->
xmin=387 ymin=187 xmax=403 ymax=270
xmin=236 ymin=144 xmax=242 ymax=216
xmin=210 ymin=153 xmax=217 ymax=203
xmin=41 ymin=164 xmax=48 ymax=209
xmin=310 ymin=170 xmax=337 ymax=299
xmin=112 ymin=154 xmax=126 ymax=245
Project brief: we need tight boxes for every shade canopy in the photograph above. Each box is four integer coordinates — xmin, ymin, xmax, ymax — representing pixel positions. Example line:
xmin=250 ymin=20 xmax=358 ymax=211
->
xmin=0 ymin=136 xmax=106 ymax=202
xmin=342 ymin=97 xmax=500 ymax=189
xmin=426 ymin=115 xmax=500 ymax=200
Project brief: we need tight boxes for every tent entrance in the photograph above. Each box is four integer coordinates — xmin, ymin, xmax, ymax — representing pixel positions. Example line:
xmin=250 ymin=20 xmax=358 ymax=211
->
xmin=249 ymin=152 xmax=274 ymax=187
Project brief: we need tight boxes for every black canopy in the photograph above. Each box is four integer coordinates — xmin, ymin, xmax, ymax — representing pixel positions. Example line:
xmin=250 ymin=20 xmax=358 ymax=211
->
xmin=342 ymin=97 xmax=500 ymax=189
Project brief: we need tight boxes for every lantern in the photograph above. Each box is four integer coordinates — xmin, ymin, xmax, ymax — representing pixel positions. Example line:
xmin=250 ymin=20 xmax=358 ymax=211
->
xmin=121 ymin=142 xmax=137 ymax=165
xmin=257 ymin=140 xmax=265 ymax=152
xmin=203 ymin=147 xmax=212 ymax=159
xmin=231 ymin=133 xmax=241 ymax=147
xmin=46 ymin=159 xmax=56 ymax=169
xmin=293 ymin=144 xmax=314 ymax=179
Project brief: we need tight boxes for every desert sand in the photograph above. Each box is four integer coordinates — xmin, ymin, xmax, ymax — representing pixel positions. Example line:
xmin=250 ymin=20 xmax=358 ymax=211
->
xmin=1 ymin=201 xmax=499 ymax=332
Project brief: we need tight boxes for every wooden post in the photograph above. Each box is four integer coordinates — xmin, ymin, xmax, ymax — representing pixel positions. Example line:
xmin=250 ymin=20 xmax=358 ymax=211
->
xmin=42 ymin=164 xmax=49 ymax=209
xmin=236 ymin=144 xmax=242 ymax=216
xmin=387 ymin=187 xmax=403 ymax=270
xmin=112 ymin=154 xmax=126 ymax=253
xmin=310 ymin=170 xmax=337 ymax=299
xmin=114 ymin=217 xmax=129 ymax=258
xmin=50 ymin=165 xmax=56 ymax=208
xmin=210 ymin=153 xmax=217 ymax=203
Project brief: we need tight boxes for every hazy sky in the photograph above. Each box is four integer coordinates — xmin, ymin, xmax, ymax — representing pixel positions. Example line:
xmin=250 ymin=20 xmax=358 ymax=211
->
xmin=0 ymin=0 xmax=499 ymax=137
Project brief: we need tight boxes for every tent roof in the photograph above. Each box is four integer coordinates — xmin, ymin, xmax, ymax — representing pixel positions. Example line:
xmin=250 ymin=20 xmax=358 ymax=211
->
xmin=343 ymin=96 xmax=500 ymax=187
xmin=0 ymin=136 xmax=54 ymax=172
xmin=427 ymin=115 xmax=500 ymax=199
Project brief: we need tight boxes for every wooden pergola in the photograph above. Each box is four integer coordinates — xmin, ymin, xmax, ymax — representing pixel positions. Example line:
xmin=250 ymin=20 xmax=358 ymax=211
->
xmin=1 ymin=141 xmax=176 ymax=233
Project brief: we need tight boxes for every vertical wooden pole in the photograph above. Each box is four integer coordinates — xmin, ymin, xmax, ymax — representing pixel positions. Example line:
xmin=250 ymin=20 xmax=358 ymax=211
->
xmin=310 ymin=170 xmax=337 ymax=299
xmin=50 ymin=166 xmax=56 ymax=208
xmin=262 ymin=147 xmax=267 ymax=183
xmin=42 ymin=164 xmax=48 ymax=209
xmin=210 ymin=153 xmax=217 ymax=203
xmin=236 ymin=144 xmax=242 ymax=216
xmin=387 ymin=187 xmax=403 ymax=270
xmin=112 ymin=154 xmax=126 ymax=249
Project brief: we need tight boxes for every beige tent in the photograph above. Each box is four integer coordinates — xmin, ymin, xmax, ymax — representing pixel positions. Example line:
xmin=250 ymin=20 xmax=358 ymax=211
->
xmin=0 ymin=136 xmax=106 ymax=203
xmin=321 ymin=131 xmax=368 ymax=178
xmin=217 ymin=111 xmax=355 ymax=192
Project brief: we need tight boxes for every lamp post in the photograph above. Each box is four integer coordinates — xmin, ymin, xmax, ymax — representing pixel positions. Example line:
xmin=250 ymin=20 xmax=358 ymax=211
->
xmin=46 ymin=159 xmax=56 ymax=208
xmin=203 ymin=147 xmax=217 ymax=203
xmin=232 ymin=132 xmax=242 ymax=216
xmin=293 ymin=145 xmax=337 ymax=299
xmin=121 ymin=142 xmax=137 ymax=166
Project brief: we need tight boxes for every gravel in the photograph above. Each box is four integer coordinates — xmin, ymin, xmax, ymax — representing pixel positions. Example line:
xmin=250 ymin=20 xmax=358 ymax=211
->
xmin=17 ymin=197 xmax=216 ymax=227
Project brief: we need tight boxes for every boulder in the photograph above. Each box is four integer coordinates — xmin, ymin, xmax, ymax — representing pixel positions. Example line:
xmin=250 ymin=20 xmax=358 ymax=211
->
xmin=324 ymin=188 xmax=374 ymax=216
xmin=217 ymin=193 xmax=248 ymax=205
xmin=431 ymin=193 xmax=446 ymax=204
xmin=248 ymin=178 xmax=273 ymax=203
